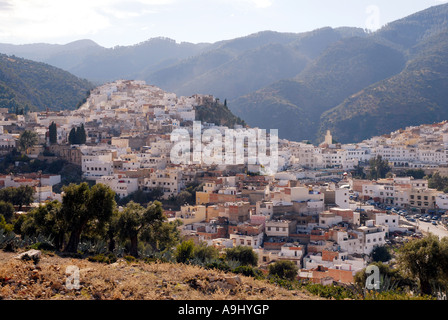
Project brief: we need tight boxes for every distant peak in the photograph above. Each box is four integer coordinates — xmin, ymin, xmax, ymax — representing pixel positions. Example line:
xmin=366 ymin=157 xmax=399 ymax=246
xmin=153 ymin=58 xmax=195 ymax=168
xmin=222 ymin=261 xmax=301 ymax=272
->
xmin=64 ymin=39 xmax=102 ymax=48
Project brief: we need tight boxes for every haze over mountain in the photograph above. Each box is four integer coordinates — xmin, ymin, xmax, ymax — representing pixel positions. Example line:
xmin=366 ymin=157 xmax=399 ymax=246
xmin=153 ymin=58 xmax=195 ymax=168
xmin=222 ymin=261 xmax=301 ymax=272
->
xmin=2 ymin=4 xmax=448 ymax=143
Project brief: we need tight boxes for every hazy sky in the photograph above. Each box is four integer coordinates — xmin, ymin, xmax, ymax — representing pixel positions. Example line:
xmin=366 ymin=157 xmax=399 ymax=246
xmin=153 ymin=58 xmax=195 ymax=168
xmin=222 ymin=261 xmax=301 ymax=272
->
xmin=0 ymin=0 xmax=447 ymax=47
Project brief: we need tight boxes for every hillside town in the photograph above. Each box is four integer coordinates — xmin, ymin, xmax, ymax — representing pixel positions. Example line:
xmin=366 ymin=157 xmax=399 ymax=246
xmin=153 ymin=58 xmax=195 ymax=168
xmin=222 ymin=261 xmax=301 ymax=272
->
xmin=1 ymin=80 xmax=448 ymax=286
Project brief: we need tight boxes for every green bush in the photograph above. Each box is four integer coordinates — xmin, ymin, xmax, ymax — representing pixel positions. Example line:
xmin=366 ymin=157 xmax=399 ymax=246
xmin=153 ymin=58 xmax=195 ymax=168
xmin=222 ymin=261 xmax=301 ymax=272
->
xmin=29 ymin=242 xmax=56 ymax=251
xmin=204 ymin=260 xmax=231 ymax=272
xmin=124 ymin=255 xmax=137 ymax=263
xmin=233 ymin=265 xmax=264 ymax=279
xmin=88 ymin=253 xmax=118 ymax=264
xmin=225 ymin=246 xmax=258 ymax=266
xmin=0 ymin=215 xmax=13 ymax=234
xmin=305 ymin=283 xmax=355 ymax=300
xmin=175 ymin=240 xmax=195 ymax=264
xmin=268 ymin=260 xmax=299 ymax=281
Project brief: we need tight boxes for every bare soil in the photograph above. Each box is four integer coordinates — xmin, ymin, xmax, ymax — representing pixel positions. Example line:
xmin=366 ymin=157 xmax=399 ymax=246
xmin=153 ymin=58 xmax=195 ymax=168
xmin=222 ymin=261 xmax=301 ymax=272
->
xmin=0 ymin=249 xmax=322 ymax=300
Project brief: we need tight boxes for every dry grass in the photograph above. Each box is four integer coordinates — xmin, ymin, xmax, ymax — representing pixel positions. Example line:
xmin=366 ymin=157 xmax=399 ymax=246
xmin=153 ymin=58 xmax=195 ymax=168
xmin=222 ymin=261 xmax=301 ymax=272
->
xmin=0 ymin=250 xmax=322 ymax=300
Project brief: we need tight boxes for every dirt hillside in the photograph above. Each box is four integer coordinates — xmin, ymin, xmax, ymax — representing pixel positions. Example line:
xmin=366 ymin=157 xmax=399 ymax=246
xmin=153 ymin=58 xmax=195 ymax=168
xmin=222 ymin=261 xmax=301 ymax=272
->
xmin=0 ymin=249 xmax=322 ymax=300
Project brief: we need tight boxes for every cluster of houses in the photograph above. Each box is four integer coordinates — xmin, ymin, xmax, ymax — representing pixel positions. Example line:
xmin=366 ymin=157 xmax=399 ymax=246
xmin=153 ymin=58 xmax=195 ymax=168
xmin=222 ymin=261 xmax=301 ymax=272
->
xmin=175 ymin=175 xmax=407 ymax=284
xmin=2 ymin=80 xmax=448 ymax=285
xmin=283 ymin=121 xmax=448 ymax=171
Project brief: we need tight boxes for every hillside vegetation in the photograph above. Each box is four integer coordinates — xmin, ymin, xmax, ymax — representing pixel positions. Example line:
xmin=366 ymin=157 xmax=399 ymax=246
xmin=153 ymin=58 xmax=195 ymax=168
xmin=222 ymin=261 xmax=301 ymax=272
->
xmin=0 ymin=54 xmax=93 ymax=112
xmin=195 ymin=99 xmax=246 ymax=128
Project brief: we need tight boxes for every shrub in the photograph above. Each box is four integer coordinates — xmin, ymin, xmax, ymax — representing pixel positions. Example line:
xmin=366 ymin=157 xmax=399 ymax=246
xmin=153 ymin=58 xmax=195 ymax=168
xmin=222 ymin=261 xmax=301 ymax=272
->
xmin=363 ymin=290 xmax=435 ymax=300
xmin=268 ymin=260 xmax=299 ymax=281
xmin=370 ymin=246 xmax=392 ymax=262
xmin=175 ymin=240 xmax=195 ymax=264
xmin=233 ymin=265 xmax=264 ymax=279
xmin=305 ymin=283 xmax=355 ymax=300
xmin=225 ymin=246 xmax=258 ymax=266
xmin=0 ymin=215 xmax=13 ymax=234
xmin=88 ymin=253 xmax=118 ymax=264
xmin=204 ymin=260 xmax=231 ymax=272
xmin=124 ymin=255 xmax=137 ymax=263
xmin=29 ymin=242 xmax=56 ymax=251
xmin=193 ymin=242 xmax=219 ymax=263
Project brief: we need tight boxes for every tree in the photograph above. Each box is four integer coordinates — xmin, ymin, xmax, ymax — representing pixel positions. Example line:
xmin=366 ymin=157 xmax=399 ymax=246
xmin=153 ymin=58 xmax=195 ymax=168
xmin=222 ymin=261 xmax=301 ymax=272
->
xmin=49 ymin=122 xmax=57 ymax=144
xmin=352 ymin=165 xmax=366 ymax=179
xmin=75 ymin=124 xmax=86 ymax=145
xmin=268 ymin=260 xmax=299 ymax=281
xmin=176 ymin=190 xmax=193 ymax=207
xmin=116 ymin=201 xmax=147 ymax=258
xmin=116 ymin=200 xmax=171 ymax=257
xmin=368 ymin=155 xmax=391 ymax=180
xmin=370 ymin=246 xmax=392 ymax=263
xmin=0 ymin=201 xmax=15 ymax=223
xmin=68 ymin=125 xmax=86 ymax=145
xmin=18 ymin=130 xmax=38 ymax=154
xmin=13 ymin=185 xmax=35 ymax=211
xmin=106 ymin=209 xmax=120 ymax=253
xmin=140 ymin=201 xmax=176 ymax=253
xmin=225 ymin=246 xmax=258 ymax=266
xmin=397 ymin=169 xmax=426 ymax=179
xmin=397 ymin=235 xmax=448 ymax=295
xmin=22 ymin=200 xmax=66 ymax=250
xmin=68 ymin=127 xmax=76 ymax=145
xmin=62 ymin=183 xmax=116 ymax=253
xmin=0 ymin=185 xmax=35 ymax=210
xmin=428 ymin=172 xmax=448 ymax=192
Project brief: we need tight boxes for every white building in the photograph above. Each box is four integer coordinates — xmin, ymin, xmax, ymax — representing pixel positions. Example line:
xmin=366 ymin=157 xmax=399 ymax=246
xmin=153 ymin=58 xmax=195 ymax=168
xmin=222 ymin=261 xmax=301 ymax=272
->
xmin=82 ymin=153 xmax=113 ymax=180
xmin=230 ymin=232 xmax=264 ymax=249
xmin=97 ymin=174 xmax=139 ymax=198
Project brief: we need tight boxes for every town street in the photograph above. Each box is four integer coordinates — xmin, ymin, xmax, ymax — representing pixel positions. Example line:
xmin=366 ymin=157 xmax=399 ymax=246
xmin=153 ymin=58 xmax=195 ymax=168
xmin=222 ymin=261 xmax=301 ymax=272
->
xmin=400 ymin=216 xmax=448 ymax=239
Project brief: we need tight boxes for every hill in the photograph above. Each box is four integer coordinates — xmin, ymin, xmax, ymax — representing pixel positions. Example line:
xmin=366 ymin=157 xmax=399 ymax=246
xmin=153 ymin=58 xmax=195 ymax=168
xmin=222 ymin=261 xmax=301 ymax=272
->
xmin=229 ymin=3 xmax=448 ymax=143
xmin=0 ymin=53 xmax=94 ymax=113
xmin=146 ymin=28 xmax=366 ymax=101
xmin=0 ymin=38 xmax=210 ymax=84
xmin=319 ymin=6 xmax=448 ymax=143
xmin=229 ymin=36 xmax=406 ymax=142
xmin=195 ymin=99 xmax=247 ymax=128
xmin=2 ymin=5 xmax=448 ymax=143
xmin=0 ymin=39 xmax=104 ymax=73
xmin=0 ymin=249 xmax=320 ymax=301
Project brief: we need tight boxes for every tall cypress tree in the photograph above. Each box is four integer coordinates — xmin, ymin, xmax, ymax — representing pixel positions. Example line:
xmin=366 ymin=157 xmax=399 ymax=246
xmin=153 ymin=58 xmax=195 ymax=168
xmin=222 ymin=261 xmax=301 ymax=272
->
xmin=75 ymin=124 xmax=86 ymax=145
xmin=68 ymin=127 xmax=76 ymax=145
xmin=49 ymin=122 xmax=57 ymax=144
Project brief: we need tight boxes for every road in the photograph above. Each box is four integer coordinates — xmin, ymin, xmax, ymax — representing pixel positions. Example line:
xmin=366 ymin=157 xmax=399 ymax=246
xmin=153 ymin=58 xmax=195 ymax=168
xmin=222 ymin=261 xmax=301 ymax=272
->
xmin=400 ymin=216 xmax=448 ymax=239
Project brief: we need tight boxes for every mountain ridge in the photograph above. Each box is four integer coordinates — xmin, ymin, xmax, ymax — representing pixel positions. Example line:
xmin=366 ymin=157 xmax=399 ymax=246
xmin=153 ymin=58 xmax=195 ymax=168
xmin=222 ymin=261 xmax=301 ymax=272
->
xmin=1 ymin=4 xmax=448 ymax=143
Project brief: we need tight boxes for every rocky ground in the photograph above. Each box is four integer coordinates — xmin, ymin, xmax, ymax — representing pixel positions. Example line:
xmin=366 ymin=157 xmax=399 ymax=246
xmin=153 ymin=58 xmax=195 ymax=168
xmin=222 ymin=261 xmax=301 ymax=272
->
xmin=0 ymin=249 xmax=322 ymax=300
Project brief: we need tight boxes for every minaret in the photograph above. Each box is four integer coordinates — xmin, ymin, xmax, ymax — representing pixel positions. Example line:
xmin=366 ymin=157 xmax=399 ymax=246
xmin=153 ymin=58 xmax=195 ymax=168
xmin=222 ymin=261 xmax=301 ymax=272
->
xmin=324 ymin=130 xmax=333 ymax=145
